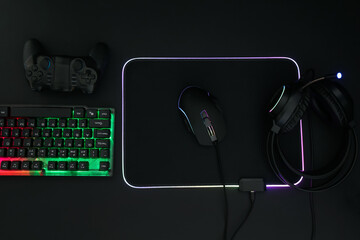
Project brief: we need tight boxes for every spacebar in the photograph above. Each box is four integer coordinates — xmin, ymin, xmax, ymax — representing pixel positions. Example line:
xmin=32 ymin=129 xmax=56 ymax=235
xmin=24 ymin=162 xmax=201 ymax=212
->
xmin=11 ymin=107 xmax=73 ymax=118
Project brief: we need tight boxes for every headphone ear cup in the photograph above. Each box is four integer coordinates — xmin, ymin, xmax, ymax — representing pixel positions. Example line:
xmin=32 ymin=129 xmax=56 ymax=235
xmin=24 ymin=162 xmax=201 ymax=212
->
xmin=310 ymin=81 xmax=352 ymax=127
xmin=281 ymin=92 xmax=310 ymax=133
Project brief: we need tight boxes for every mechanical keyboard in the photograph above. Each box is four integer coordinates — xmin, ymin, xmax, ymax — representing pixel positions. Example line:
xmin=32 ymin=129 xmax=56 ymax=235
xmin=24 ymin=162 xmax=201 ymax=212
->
xmin=0 ymin=105 xmax=114 ymax=176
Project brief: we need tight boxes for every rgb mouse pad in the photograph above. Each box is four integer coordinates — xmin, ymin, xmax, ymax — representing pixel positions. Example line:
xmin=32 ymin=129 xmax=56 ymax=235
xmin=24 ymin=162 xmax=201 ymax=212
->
xmin=122 ymin=57 xmax=304 ymax=188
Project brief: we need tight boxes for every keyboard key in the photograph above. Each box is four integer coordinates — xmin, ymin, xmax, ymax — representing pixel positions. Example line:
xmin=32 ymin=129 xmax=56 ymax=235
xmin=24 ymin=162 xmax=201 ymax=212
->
xmin=27 ymin=118 xmax=36 ymax=127
xmin=65 ymin=139 xmax=73 ymax=148
xmin=89 ymin=119 xmax=110 ymax=128
xmin=33 ymin=139 xmax=43 ymax=147
xmin=48 ymin=119 xmax=57 ymax=127
xmin=74 ymin=108 xmax=85 ymax=118
xmin=44 ymin=139 xmax=53 ymax=147
xmin=33 ymin=128 xmax=42 ymax=137
xmin=0 ymin=107 xmax=8 ymax=117
xmin=18 ymin=149 xmax=26 ymax=157
xmin=53 ymin=129 xmax=62 ymax=137
xmin=79 ymin=149 xmax=88 ymax=158
xmin=22 ymin=129 xmax=31 ymax=137
xmin=38 ymin=149 xmax=47 ymax=157
xmin=74 ymin=139 xmax=83 ymax=148
xmin=68 ymin=161 xmax=77 ymax=170
xmin=78 ymin=161 xmax=89 ymax=170
xmin=17 ymin=119 xmax=26 ymax=127
xmin=7 ymin=119 xmax=16 ymax=127
xmin=69 ymin=149 xmax=78 ymax=158
xmin=27 ymin=148 xmax=37 ymax=158
xmin=1 ymin=161 xmax=10 ymax=169
xmin=73 ymin=129 xmax=82 ymax=138
xmin=0 ymin=149 xmax=6 ymax=157
xmin=54 ymin=139 xmax=64 ymax=147
xmin=3 ymin=138 xmax=11 ymax=147
xmin=59 ymin=149 xmax=68 ymax=158
xmin=58 ymin=161 xmax=67 ymax=170
xmin=10 ymin=161 xmax=20 ymax=170
xmin=13 ymin=139 xmax=22 ymax=147
xmin=90 ymin=149 xmax=98 ymax=158
xmin=63 ymin=129 xmax=72 ymax=138
xmin=59 ymin=119 xmax=67 ymax=127
xmin=12 ymin=128 xmax=21 ymax=137
xmin=68 ymin=119 xmax=77 ymax=128
xmin=79 ymin=119 xmax=87 ymax=127
xmin=21 ymin=161 xmax=31 ymax=170
xmin=0 ymin=118 xmax=4 ymax=127
xmin=94 ymin=129 xmax=110 ymax=138
xmin=83 ymin=129 xmax=92 ymax=138
xmin=100 ymin=149 xmax=110 ymax=158
xmin=99 ymin=109 xmax=110 ymax=118
xmin=37 ymin=119 xmax=47 ymax=127
xmin=23 ymin=139 xmax=32 ymax=147
xmin=43 ymin=129 xmax=52 ymax=137
xmin=7 ymin=148 xmax=16 ymax=157
xmin=85 ymin=139 xmax=94 ymax=148
xmin=86 ymin=109 xmax=97 ymax=118
xmin=48 ymin=161 xmax=57 ymax=170
xmin=32 ymin=161 xmax=43 ymax=170
xmin=48 ymin=149 xmax=57 ymax=157
xmin=99 ymin=162 xmax=109 ymax=171
xmin=2 ymin=128 xmax=10 ymax=137
xmin=96 ymin=139 xmax=110 ymax=148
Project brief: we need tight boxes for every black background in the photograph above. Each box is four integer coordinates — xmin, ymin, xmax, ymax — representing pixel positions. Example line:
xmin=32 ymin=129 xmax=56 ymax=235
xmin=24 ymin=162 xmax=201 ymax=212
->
xmin=0 ymin=0 xmax=360 ymax=239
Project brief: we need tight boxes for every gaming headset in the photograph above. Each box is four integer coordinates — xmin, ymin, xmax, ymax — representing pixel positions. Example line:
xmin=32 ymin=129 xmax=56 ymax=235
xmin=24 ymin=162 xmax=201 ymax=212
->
xmin=267 ymin=72 xmax=358 ymax=192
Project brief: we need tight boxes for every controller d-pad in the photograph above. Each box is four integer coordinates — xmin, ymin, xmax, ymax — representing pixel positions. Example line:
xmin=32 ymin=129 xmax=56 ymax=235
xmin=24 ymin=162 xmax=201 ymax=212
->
xmin=26 ymin=70 xmax=32 ymax=77
xmin=36 ymin=71 xmax=44 ymax=78
xmin=72 ymin=59 xmax=84 ymax=72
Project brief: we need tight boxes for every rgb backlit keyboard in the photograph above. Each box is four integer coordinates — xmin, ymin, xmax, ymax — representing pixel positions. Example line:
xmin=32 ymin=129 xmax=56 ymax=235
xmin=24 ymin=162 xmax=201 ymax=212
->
xmin=0 ymin=106 xmax=114 ymax=176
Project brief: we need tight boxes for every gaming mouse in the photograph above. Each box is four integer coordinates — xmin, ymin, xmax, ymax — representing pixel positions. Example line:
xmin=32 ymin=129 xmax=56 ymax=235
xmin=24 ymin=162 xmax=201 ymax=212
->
xmin=178 ymin=86 xmax=226 ymax=146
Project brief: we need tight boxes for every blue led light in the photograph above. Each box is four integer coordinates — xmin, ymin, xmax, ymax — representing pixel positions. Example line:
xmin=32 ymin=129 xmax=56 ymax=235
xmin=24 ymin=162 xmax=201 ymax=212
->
xmin=337 ymin=72 xmax=342 ymax=79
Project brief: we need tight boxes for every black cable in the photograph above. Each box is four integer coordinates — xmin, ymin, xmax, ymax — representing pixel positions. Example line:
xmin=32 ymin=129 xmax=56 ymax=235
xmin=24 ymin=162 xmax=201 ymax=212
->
xmin=309 ymin=192 xmax=316 ymax=240
xmin=266 ymin=127 xmax=358 ymax=192
xmin=214 ymin=143 xmax=228 ymax=240
xmin=275 ymin=130 xmax=351 ymax=179
xmin=230 ymin=192 xmax=255 ymax=240
xmin=307 ymin=114 xmax=316 ymax=240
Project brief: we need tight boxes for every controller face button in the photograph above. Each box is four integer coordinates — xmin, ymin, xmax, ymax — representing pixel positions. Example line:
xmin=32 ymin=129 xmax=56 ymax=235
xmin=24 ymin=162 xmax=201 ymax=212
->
xmin=72 ymin=59 xmax=84 ymax=72
xmin=36 ymin=71 xmax=43 ymax=78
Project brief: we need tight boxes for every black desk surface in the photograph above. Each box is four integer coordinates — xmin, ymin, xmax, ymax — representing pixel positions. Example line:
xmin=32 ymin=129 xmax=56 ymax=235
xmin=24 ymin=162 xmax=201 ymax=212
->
xmin=1 ymin=1 xmax=360 ymax=239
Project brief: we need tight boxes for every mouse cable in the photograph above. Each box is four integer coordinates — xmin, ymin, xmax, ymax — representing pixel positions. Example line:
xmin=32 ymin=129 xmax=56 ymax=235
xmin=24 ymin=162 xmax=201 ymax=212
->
xmin=214 ymin=142 xmax=265 ymax=240
xmin=214 ymin=142 xmax=229 ymax=240
xmin=230 ymin=191 xmax=255 ymax=240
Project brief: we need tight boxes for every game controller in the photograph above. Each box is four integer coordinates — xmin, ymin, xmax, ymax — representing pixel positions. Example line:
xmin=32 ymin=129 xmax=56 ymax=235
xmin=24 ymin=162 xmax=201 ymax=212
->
xmin=23 ymin=39 xmax=109 ymax=94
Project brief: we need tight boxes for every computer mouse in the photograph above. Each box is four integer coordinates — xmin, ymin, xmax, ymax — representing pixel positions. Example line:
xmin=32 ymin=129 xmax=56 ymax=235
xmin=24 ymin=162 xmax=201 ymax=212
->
xmin=178 ymin=86 xmax=226 ymax=146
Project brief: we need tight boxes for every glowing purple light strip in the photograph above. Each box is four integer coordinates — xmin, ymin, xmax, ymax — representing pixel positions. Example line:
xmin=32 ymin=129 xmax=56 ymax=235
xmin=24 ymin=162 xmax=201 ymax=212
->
xmin=122 ymin=57 xmax=304 ymax=189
